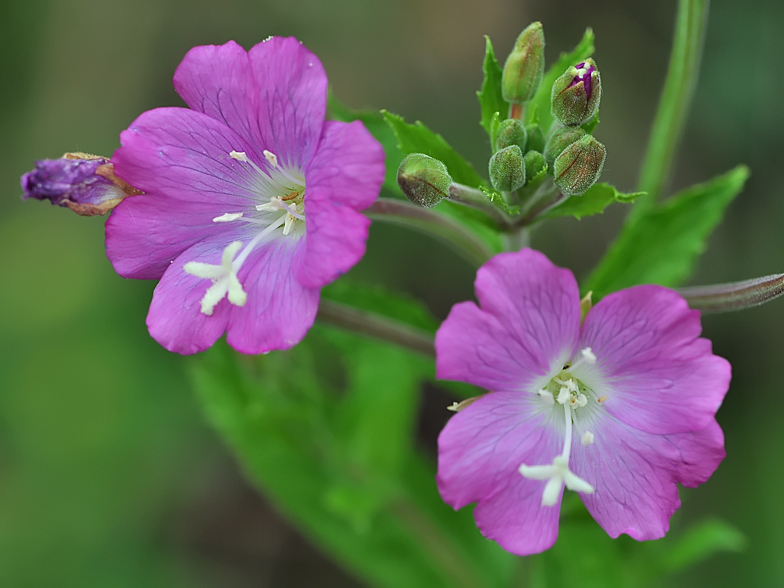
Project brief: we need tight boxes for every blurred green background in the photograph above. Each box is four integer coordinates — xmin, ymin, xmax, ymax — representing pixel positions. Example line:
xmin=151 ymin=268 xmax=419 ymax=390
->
xmin=2 ymin=0 xmax=783 ymax=586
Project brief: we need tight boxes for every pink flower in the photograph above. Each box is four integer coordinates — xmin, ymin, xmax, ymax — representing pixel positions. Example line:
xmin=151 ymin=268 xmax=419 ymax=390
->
xmin=435 ymin=249 xmax=730 ymax=556
xmin=106 ymin=38 xmax=384 ymax=354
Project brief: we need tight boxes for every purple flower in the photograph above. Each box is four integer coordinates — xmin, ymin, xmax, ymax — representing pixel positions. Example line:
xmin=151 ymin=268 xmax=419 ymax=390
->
xmin=105 ymin=38 xmax=385 ymax=355
xmin=435 ymin=249 xmax=730 ymax=556
xmin=21 ymin=153 xmax=138 ymax=216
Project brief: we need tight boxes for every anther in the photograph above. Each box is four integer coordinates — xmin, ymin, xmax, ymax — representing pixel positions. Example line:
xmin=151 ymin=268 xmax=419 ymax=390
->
xmin=581 ymin=431 xmax=595 ymax=446
xmin=212 ymin=212 xmax=244 ymax=223
xmin=263 ymin=150 xmax=278 ymax=167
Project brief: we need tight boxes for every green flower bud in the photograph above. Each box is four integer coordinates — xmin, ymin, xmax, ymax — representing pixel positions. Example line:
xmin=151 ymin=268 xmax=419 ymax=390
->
xmin=524 ymin=123 xmax=545 ymax=153
xmin=551 ymin=58 xmax=602 ymax=126
xmin=544 ymin=125 xmax=587 ymax=164
xmin=523 ymin=150 xmax=547 ymax=183
xmin=554 ymin=135 xmax=606 ymax=196
xmin=489 ymin=145 xmax=526 ymax=192
xmin=397 ymin=153 xmax=452 ymax=208
xmin=495 ymin=118 xmax=527 ymax=152
xmin=502 ymin=22 xmax=545 ymax=104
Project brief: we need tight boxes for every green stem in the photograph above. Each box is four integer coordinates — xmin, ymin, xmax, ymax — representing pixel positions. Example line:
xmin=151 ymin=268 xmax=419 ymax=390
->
xmin=634 ymin=0 xmax=710 ymax=217
xmin=447 ymin=183 xmax=512 ymax=229
xmin=366 ymin=198 xmax=493 ymax=267
xmin=317 ymin=299 xmax=435 ymax=358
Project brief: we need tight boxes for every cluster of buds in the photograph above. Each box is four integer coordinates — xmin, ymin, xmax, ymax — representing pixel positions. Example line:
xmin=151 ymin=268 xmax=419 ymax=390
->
xmin=395 ymin=21 xmax=608 ymax=217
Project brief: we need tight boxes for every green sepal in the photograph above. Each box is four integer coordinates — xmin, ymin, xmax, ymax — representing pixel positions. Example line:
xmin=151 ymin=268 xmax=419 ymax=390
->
xmin=585 ymin=165 xmax=750 ymax=298
xmin=477 ymin=36 xmax=509 ymax=142
xmin=525 ymin=29 xmax=595 ymax=134
xmin=478 ymin=185 xmax=520 ymax=216
xmin=539 ymin=182 xmax=642 ymax=221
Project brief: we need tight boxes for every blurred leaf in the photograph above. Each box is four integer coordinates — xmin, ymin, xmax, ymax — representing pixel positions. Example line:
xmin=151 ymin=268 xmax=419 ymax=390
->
xmin=539 ymin=183 xmax=643 ymax=221
xmin=191 ymin=334 xmax=515 ymax=588
xmin=656 ymin=518 xmax=746 ymax=574
xmin=328 ymin=90 xmax=404 ymax=194
xmin=381 ymin=110 xmax=485 ymax=188
xmin=477 ymin=36 xmax=509 ymax=144
xmin=526 ymin=29 xmax=595 ymax=133
xmin=585 ymin=166 xmax=749 ymax=297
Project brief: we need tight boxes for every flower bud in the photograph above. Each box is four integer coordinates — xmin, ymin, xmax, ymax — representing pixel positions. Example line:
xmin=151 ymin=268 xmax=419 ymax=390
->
xmin=21 ymin=152 xmax=141 ymax=216
xmin=544 ymin=125 xmax=587 ymax=164
xmin=502 ymin=22 xmax=545 ymax=104
xmin=397 ymin=153 xmax=452 ymax=208
xmin=524 ymin=123 xmax=545 ymax=153
xmin=523 ymin=150 xmax=547 ymax=182
xmin=553 ymin=135 xmax=606 ymax=196
xmin=495 ymin=118 xmax=527 ymax=152
xmin=551 ymin=58 xmax=601 ymax=126
xmin=489 ymin=145 xmax=526 ymax=192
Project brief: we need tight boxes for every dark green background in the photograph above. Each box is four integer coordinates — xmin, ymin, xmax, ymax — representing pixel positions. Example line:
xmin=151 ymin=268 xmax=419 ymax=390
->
xmin=2 ymin=0 xmax=783 ymax=585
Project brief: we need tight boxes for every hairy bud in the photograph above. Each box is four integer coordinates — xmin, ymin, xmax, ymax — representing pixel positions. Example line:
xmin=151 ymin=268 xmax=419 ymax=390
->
xmin=551 ymin=58 xmax=602 ymax=126
xmin=502 ymin=22 xmax=545 ymax=104
xmin=544 ymin=125 xmax=587 ymax=164
xmin=495 ymin=118 xmax=528 ymax=152
xmin=489 ymin=145 xmax=526 ymax=192
xmin=397 ymin=153 xmax=452 ymax=208
xmin=554 ymin=135 xmax=606 ymax=196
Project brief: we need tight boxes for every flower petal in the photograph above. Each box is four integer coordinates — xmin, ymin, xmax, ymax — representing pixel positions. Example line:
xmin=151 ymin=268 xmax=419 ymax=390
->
xmin=225 ymin=237 xmax=319 ymax=354
xmin=247 ymin=37 xmax=328 ymax=168
xmin=173 ymin=38 xmax=328 ymax=169
xmin=572 ymin=415 xmax=725 ymax=541
xmin=579 ymin=285 xmax=731 ymax=435
xmin=173 ymin=41 xmax=262 ymax=149
xmin=436 ymin=249 xmax=580 ymax=391
xmin=437 ymin=391 xmax=565 ymax=555
xmin=293 ymin=121 xmax=384 ymax=288
xmin=107 ymin=107 xmax=266 ymax=278
xmin=146 ymin=236 xmax=235 ymax=355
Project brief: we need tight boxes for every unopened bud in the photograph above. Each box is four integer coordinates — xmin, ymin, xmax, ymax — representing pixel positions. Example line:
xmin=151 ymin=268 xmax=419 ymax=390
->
xmin=551 ymin=58 xmax=602 ymax=126
xmin=495 ymin=119 xmax=527 ymax=152
xmin=525 ymin=123 xmax=545 ymax=153
xmin=544 ymin=125 xmax=587 ymax=164
xmin=554 ymin=135 xmax=606 ymax=196
xmin=21 ymin=152 xmax=141 ymax=216
xmin=502 ymin=22 xmax=545 ymax=104
xmin=523 ymin=150 xmax=547 ymax=183
xmin=397 ymin=153 xmax=452 ymax=208
xmin=489 ymin=145 xmax=526 ymax=192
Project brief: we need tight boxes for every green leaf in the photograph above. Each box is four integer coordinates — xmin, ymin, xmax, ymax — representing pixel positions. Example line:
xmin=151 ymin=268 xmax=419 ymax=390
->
xmin=585 ymin=166 xmax=749 ymax=297
xmin=477 ymin=36 xmax=509 ymax=143
xmin=328 ymin=91 xmax=404 ymax=194
xmin=539 ymin=183 xmax=643 ymax=221
xmin=526 ymin=29 xmax=595 ymax=134
xmin=656 ymin=518 xmax=746 ymax=574
xmin=382 ymin=110 xmax=506 ymax=255
xmin=191 ymin=327 xmax=516 ymax=588
xmin=381 ymin=110 xmax=485 ymax=188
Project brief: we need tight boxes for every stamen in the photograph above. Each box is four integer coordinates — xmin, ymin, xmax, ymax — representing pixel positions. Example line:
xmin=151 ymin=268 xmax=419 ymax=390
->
xmin=229 ymin=151 xmax=248 ymax=162
xmin=263 ymin=150 xmax=278 ymax=167
xmin=537 ymin=389 xmax=555 ymax=405
xmin=597 ymin=395 xmax=608 ymax=404
xmin=581 ymin=347 xmax=597 ymax=364
xmin=212 ymin=212 xmax=244 ymax=223
xmin=581 ymin=431 xmax=595 ymax=446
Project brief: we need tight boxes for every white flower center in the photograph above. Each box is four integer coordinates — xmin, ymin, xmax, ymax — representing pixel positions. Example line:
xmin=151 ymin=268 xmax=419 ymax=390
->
xmin=183 ymin=149 xmax=306 ymax=315
xmin=519 ymin=347 xmax=598 ymax=506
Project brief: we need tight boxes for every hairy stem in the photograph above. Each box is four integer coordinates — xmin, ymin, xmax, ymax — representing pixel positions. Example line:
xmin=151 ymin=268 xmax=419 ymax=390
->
xmin=634 ymin=0 xmax=710 ymax=216
xmin=366 ymin=198 xmax=493 ymax=267
xmin=317 ymin=299 xmax=435 ymax=358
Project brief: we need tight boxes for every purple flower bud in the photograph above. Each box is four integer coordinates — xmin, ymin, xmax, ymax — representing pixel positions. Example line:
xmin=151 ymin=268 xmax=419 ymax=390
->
xmin=21 ymin=153 xmax=140 ymax=216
